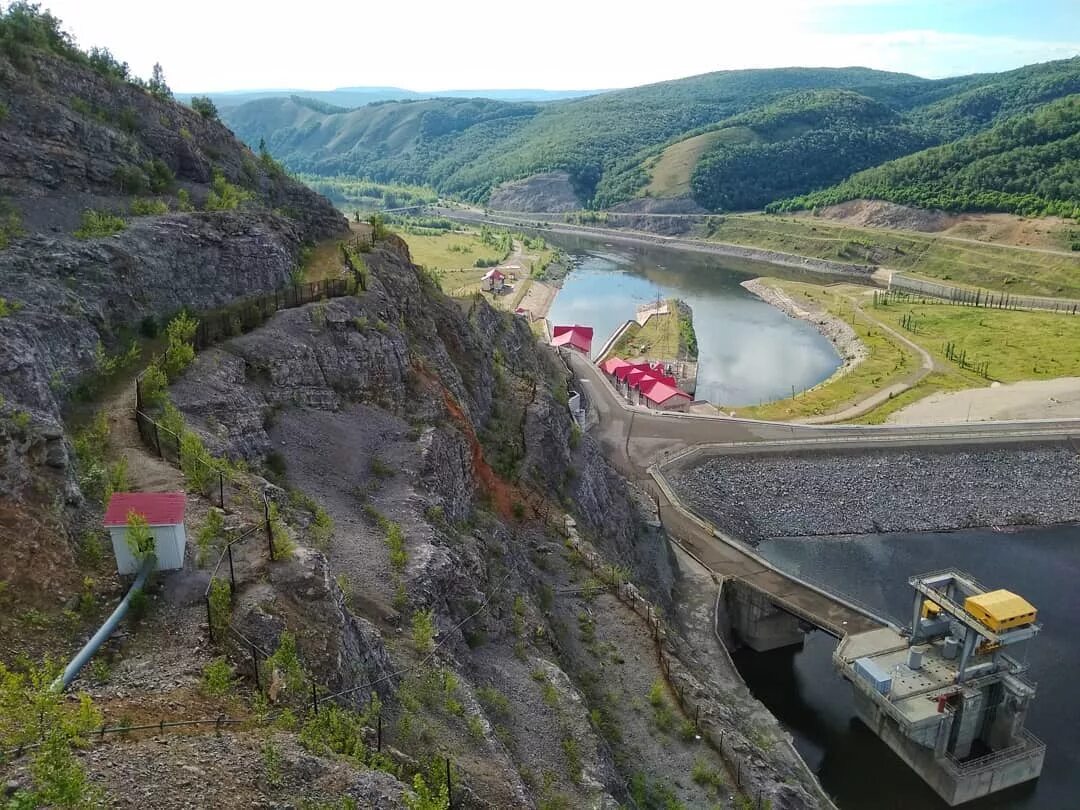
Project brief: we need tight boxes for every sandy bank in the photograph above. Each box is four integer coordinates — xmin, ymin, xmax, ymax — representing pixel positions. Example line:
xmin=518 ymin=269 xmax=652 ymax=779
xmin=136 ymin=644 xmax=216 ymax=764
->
xmin=740 ymin=278 xmax=869 ymax=390
xmin=888 ymin=377 xmax=1080 ymax=424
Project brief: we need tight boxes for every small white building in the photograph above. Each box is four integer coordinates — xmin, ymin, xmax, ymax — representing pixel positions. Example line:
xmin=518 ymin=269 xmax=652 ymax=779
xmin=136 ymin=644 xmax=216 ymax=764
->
xmin=103 ymin=491 xmax=187 ymax=574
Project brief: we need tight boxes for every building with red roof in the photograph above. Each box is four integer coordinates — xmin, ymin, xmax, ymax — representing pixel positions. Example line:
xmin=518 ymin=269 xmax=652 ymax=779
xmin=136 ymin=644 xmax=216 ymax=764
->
xmin=551 ymin=325 xmax=594 ymax=355
xmin=103 ymin=492 xmax=188 ymax=575
xmin=639 ymin=379 xmax=692 ymax=410
xmin=597 ymin=356 xmax=693 ymax=411
xmin=481 ymin=268 xmax=506 ymax=292
xmin=599 ymin=357 xmax=631 ymax=376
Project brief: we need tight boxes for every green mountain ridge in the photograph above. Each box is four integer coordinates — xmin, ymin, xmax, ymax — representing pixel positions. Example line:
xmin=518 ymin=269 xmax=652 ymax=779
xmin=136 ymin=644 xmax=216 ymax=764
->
xmin=770 ymin=94 xmax=1080 ymax=217
xmin=221 ymin=57 xmax=1080 ymax=216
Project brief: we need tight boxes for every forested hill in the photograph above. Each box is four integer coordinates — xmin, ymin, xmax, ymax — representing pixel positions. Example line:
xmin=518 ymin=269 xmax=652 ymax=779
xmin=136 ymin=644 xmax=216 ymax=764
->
xmin=222 ymin=66 xmax=936 ymax=201
xmin=221 ymin=57 xmax=1080 ymax=215
xmin=770 ymin=95 xmax=1080 ymax=217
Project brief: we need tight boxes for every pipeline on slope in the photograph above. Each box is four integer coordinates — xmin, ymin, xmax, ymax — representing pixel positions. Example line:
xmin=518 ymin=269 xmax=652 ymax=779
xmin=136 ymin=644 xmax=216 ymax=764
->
xmin=51 ymin=555 xmax=156 ymax=692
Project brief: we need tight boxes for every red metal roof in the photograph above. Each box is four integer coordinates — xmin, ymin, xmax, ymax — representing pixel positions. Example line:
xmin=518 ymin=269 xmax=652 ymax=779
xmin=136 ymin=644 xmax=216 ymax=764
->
xmin=551 ymin=325 xmax=594 ymax=353
xmin=103 ymin=492 xmax=186 ymax=527
xmin=599 ymin=357 xmax=631 ymax=375
xmin=614 ymin=362 xmax=652 ymax=381
xmin=640 ymin=379 xmax=691 ymax=405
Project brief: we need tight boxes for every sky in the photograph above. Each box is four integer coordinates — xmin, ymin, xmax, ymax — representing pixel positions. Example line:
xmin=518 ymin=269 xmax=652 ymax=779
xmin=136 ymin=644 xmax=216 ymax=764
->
xmin=36 ymin=0 xmax=1080 ymax=92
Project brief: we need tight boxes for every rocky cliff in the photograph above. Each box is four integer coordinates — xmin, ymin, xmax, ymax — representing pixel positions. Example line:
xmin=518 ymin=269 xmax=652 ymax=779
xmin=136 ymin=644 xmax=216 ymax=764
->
xmin=0 ymin=40 xmax=346 ymax=599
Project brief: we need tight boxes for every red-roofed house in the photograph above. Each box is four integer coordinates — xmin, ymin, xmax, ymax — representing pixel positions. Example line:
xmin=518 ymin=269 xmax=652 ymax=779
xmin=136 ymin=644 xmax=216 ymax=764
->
xmin=599 ymin=357 xmax=630 ymax=377
xmin=551 ymin=325 xmax=594 ymax=355
xmin=639 ymin=379 xmax=692 ymax=410
xmin=482 ymin=269 xmax=506 ymax=292
xmin=614 ymin=362 xmax=651 ymax=382
xmin=103 ymin=492 xmax=187 ymax=574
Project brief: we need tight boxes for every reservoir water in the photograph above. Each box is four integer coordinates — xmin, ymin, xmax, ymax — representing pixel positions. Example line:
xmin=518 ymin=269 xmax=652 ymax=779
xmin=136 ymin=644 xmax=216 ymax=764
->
xmin=545 ymin=234 xmax=840 ymax=406
xmin=735 ymin=526 xmax=1080 ymax=809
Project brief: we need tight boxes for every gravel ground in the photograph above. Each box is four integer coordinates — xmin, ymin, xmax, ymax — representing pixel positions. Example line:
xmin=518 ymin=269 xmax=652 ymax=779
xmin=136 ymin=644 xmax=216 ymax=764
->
xmin=670 ymin=445 xmax=1080 ymax=541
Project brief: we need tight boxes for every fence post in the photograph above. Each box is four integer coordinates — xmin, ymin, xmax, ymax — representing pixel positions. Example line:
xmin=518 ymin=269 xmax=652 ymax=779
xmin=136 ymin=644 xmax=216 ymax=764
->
xmin=446 ymin=758 xmax=453 ymax=810
xmin=206 ymin=594 xmax=214 ymax=643
xmin=377 ymin=713 xmax=382 ymax=752
xmin=227 ymin=544 xmax=236 ymax=593
xmin=219 ymin=472 xmax=225 ymax=509
xmin=265 ymin=498 xmax=275 ymax=559
xmin=312 ymin=682 xmax=318 ymax=715
xmin=252 ymin=644 xmax=261 ymax=692
xmin=153 ymin=421 xmax=162 ymax=458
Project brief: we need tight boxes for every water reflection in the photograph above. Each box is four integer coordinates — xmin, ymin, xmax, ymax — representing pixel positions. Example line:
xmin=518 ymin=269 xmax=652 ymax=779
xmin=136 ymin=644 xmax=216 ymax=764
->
xmin=545 ymin=235 xmax=841 ymax=406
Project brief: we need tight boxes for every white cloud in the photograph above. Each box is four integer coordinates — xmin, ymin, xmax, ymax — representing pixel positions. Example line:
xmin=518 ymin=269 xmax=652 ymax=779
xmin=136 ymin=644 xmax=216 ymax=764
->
xmin=36 ymin=0 xmax=1079 ymax=91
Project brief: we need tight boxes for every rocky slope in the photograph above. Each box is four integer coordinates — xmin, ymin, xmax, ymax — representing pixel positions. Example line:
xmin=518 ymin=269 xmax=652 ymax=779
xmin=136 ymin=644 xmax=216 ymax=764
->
xmin=0 ymin=41 xmax=346 ymax=600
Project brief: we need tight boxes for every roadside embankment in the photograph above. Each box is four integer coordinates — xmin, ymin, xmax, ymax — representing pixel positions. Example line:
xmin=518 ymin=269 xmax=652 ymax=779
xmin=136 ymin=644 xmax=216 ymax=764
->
xmin=741 ymin=279 xmax=868 ymax=387
xmin=668 ymin=445 xmax=1080 ymax=542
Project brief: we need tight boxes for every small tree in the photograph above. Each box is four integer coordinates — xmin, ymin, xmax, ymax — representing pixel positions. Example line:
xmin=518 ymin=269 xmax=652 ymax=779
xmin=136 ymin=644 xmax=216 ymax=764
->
xmin=190 ymin=95 xmax=218 ymax=121
xmin=368 ymin=212 xmax=388 ymax=242
xmin=147 ymin=62 xmax=172 ymax=100
xmin=125 ymin=510 xmax=155 ymax=561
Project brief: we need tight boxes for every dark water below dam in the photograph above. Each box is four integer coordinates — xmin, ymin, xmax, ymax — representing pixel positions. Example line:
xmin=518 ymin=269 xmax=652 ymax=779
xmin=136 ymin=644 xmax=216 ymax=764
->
xmin=733 ymin=525 xmax=1080 ymax=809
xmin=545 ymin=234 xmax=840 ymax=406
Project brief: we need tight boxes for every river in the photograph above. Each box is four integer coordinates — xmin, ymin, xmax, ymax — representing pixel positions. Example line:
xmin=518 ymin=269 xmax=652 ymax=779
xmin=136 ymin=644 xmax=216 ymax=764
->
xmin=544 ymin=233 xmax=840 ymax=406
xmin=734 ymin=525 xmax=1079 ymax=809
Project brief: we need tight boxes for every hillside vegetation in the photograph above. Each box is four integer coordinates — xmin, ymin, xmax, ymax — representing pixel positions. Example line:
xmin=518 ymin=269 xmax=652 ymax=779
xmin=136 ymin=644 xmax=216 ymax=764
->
xmin=771 ymin=95 xmax=1080 ymax=218
xmin=224 ymin=58 xmax=1080 ymax=217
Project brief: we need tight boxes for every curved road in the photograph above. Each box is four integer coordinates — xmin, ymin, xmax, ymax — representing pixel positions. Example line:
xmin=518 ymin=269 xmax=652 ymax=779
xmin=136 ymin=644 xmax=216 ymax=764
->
xmin=567 ymin=350 xmax=1080 ymax=478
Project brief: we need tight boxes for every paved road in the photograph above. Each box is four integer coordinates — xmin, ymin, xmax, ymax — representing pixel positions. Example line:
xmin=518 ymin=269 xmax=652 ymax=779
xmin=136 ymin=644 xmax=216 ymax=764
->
xmin=567 ymin=350 xmax=1080 ymax=476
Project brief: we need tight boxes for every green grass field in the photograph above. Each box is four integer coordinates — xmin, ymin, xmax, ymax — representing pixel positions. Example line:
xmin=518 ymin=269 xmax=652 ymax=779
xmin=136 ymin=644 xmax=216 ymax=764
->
xmin=609 ymin=312 xmax=680 ymax=361
xmin=643 ymin=128 xmax=757 ymax=198
xmin=706 ymin=214 xmax=1080 ymax=298
xmin=404 ymin=229 xmax=505 ymax=273
xmin=737 ymin=277 xmax=1080 ymax=422
xmin=874 ymin=299 xmax=1080 ymax=383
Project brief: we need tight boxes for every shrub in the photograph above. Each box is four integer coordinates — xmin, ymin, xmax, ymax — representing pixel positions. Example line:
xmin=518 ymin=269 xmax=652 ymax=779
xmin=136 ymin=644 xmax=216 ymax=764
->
xmin=113 ymin=165 xmax=148 ymax=195
xmin=190 ymin=95 xmax=218 ymax=120
xmin=144 ymin=159 xmax=174 ymax=193
xmin=161 ymin=311 xmax=198 ymax=379
xmin=130 ymin=197 xmax=168 ymax=216
xmin=404 ymin=773 xmax=449 ymax=810
xmin=202 ymin=657 xmax=235 ymax=696
xmin=73 ymin=209 xmax=125 ymax=239
xmin=125 ymin=510 xmax=155 ymax=560
xmin=179 ymin=431 xmax=216 ymax=493
xmin=196 ymin=508 xmax=225 ymax=565
xmin=176 ymin=188 xmax=194 ymax=212
xmin=139 ymin=362 xmax=168 ymax=408
xmin=0 ymin=296 xmax=22 ymax=317
xmin=207 ymin=577 xmax=231 ymax=640
xmin=205 ymin=169 xmax=251 ymax=211
xmin=265 ymin=631 xmax=305 ymax=696
xmin=300 ymin=703 xmax=366 ymax=763
xmin=310 ymin=506 xmax=333 ymax=548
xmin=411 ymin=609 xmax=436 ymax=654
xmin=265 ymin=450 xmax=287 ymax=480
xmin=117 ymin=106 xmax=139 ymax=133
xmin=0 ymin=199 xmax=23 ymax=248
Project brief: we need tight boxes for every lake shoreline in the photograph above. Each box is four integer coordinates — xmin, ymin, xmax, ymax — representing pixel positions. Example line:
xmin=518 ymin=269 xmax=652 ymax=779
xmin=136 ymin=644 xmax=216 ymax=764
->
xmin=740 ymin=278 xmax=868 ymax=393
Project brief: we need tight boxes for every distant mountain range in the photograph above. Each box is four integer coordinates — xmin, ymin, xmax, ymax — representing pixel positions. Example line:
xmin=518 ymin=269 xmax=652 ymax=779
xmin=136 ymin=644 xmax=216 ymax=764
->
xmin=213 ymin=57 xmax=1080 ymax=217
xmin=176 ymin=86 xmax=603 ymax=111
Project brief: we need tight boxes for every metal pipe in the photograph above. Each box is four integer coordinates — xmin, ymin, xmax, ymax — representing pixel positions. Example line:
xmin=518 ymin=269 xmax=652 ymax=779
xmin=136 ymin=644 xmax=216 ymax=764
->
xmin=51 ymin=555 xmax=156 ymax=692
